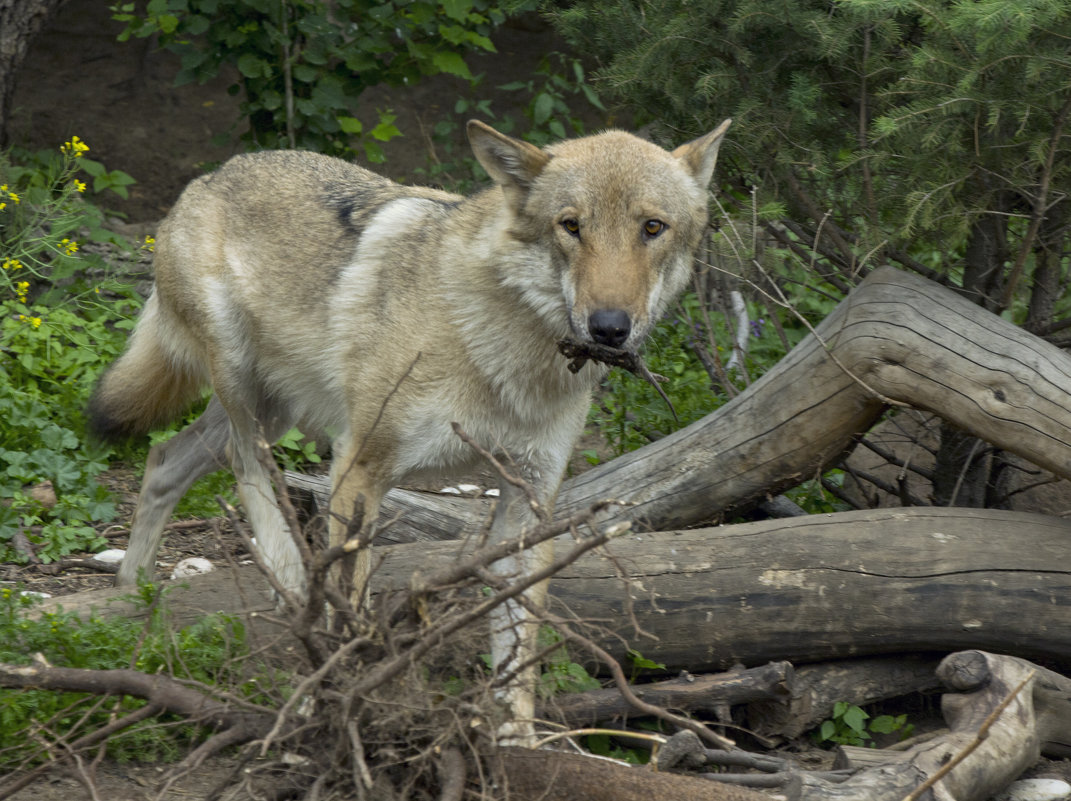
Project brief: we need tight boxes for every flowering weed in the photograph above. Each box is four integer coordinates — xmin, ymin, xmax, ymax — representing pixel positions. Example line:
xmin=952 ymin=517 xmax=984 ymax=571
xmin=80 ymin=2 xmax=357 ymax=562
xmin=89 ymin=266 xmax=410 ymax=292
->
xmin=0 ymin=140 xmax=142 ymax=562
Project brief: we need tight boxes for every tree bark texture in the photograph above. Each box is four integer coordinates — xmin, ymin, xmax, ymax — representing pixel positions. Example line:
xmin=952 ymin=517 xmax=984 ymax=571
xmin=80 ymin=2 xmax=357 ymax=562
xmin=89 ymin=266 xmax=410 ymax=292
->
xmin=289 ymin=265 xmax=1071 ymax=544
xmin=0 ymin=0 xmax=65 ymax=146
xmin=44 ymin=507 xmax=1071 ymax=673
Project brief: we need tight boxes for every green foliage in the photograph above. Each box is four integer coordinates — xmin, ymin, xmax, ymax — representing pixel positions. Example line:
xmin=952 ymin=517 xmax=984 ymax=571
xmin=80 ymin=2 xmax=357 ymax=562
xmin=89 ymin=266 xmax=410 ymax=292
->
xmin=0 ymin=141 xmax=143 ymax=562
xmin=497 ymin=52 xmax=605 ymax=145
xmin=536 ymin=626 xmax=601 ymax=698
xmin=547 ymin=0 xmax=1071 ymax=302
xmin=583 ymin=730 xmax=649 ymax=764
xmin=0 ymin=583 xmax=249 ymax=766
xmin=274 ymin=426 xmax=322 ymax=470
xmin=813 ymin=701 xmax=913 ymax=747
xmin=626 ymin=648 xmax=666 ymax=683
xmin=594 ymin=288 xmax=811 ymax=457
xmin=415 ymin=51 xmax=604 ymax=193
xmin=112 ymin=0 xmax=509 ymax=159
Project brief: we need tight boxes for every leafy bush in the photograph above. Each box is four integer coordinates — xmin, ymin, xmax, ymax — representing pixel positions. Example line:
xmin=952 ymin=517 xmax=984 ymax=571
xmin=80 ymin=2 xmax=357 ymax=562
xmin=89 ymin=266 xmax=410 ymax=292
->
xmin=113 ymin=0 xmax=516 ymax=160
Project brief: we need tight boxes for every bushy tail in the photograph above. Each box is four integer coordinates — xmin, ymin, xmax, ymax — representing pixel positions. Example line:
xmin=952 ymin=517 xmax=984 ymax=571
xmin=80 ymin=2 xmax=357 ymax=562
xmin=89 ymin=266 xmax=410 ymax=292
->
xmin=87 ymin=299 xmax=206 ymax=442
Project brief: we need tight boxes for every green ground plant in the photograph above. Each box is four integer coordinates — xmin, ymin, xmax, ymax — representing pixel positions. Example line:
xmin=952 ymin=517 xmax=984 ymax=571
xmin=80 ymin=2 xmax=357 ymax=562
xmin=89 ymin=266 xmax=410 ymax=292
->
xmin=813 ymin=701 xmax=913 ymax=748
xmin=0 ymin=582 xmax=249 ymax=767
xmin=0 ymin=138 xmax=142 ymax=563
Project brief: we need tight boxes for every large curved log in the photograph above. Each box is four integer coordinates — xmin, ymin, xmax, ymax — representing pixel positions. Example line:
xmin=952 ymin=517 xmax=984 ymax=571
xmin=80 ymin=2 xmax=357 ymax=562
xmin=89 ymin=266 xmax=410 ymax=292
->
xmin=288 ymin=265 xmax=1071 ymax=542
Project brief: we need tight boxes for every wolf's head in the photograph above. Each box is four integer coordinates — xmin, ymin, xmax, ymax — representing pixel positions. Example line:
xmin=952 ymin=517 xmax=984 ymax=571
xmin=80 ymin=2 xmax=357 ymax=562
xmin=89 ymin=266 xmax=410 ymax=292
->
xmin=468 ymin=119 xmax=731 ymax=352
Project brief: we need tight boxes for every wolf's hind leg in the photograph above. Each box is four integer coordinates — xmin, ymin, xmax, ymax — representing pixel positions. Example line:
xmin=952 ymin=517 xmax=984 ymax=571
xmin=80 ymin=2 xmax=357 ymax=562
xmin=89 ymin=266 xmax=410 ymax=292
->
xmin=116 ymin=396 xmax=230 ymax=586
xmin=223 ymin=407 xmax=307 ymax=599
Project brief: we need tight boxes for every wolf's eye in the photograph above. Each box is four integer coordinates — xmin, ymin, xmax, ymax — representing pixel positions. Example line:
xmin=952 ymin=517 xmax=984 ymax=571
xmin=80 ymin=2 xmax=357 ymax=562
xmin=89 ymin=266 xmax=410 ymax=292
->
xmin=561 ymin=218 xmax=580 ymax=237
xmin=643 ymin=219 xmax=666 ymax=239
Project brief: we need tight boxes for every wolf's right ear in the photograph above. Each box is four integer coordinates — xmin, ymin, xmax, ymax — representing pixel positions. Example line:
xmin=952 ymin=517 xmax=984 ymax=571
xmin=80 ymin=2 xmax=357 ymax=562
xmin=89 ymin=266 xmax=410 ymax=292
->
xmin=467 ymin=120 xmax=551 ymax=199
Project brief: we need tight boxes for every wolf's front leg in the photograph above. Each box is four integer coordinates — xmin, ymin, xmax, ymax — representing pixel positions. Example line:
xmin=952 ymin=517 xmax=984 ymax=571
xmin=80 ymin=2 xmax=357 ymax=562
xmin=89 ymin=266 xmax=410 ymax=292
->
xmin=486 ymin=469 xmax=559 ymax=746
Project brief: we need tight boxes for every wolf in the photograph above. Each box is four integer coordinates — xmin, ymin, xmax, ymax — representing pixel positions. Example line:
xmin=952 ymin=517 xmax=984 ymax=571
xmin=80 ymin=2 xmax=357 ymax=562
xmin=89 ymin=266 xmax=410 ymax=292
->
xmin=88 ymin=118 xmax=731 ymax=739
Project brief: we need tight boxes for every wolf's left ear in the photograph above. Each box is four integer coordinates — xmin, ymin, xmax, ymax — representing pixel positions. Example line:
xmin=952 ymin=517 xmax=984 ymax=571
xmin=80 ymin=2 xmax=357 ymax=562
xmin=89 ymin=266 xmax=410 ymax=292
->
xmin=672 ymin=118 xmax=732 ymax=189
xmin=467 ymin=120 xmax=551 ymax=196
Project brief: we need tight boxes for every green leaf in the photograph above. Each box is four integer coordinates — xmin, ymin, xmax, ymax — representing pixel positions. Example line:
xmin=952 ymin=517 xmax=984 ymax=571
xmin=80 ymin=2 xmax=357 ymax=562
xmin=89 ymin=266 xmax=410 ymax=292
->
xmin=370 ymin=115 xmax=401 ymax=142
xmin=431 ymin=50 xmax=472 ymax=79
xmin=841 ymin=705 xmax=869 ymax=734
xmin=236 ymin=53 xmax=270 ymax=79
xmin=869 ymin=714 xmax=902 ymax=734
xmin=532 ymin=92 xmax=554 ymax=125
xmin=337 ymin=116 xmax=363 ymax=134
xmin=626 ymin=649 xmax=665 ymax=670
xmin=292 ymin=63 xmax=318 ymax=83
xmin=441 ymin=0 xmax=474 ymax=22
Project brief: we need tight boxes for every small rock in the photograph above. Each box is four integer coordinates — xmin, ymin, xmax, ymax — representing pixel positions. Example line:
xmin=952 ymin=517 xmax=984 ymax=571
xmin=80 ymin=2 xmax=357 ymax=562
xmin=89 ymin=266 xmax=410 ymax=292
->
xmin=94 ymin=549 xmax=126 ymax=564
xmin=993 ymin=779 xmax=1071 ymax=801
xmin=456 ymin=483 xmax=481 ymax=494
xmin=28 ymin=481 xmax=56 ymax=509
xmin=440 ymin=486 xmax=462 ymax=495
xmin=171 ymin=557 xmax=214 ymax=579
xmin=20 ymin=591 xmax=51 ymax=600
xmin=483 ymin=488 xmax=500 ymax=498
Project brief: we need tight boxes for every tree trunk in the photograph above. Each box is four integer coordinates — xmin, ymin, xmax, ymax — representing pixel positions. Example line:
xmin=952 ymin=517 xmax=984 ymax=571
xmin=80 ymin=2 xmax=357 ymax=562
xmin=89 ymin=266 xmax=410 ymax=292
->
xmin=289 ymin=265 xmax=1071 ymax=543
xmin=44 ymin=507 xmax=1071 ymax=673
xmin=0 ymin=0 xmax=65 ymax=146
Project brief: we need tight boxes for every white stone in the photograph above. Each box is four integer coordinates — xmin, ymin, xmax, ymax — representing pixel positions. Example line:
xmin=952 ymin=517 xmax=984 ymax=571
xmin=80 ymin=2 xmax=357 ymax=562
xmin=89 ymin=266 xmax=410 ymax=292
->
xmin=20 ymin=591 xmax=51 ymax=600
xmin=440 ymin=486 xmax=462 ymax=495
xmin=94 ymin=549 xmax=126 ymax=564
xmin=993 ymin=779 xmax=1071 ymax=801
xmin=171 ymin=557 xmax=214 ymax=579
xmin=483 ymin=488 xmax=500 ymax=497
xmin=457 ymin=483 xmax=481 ymax=494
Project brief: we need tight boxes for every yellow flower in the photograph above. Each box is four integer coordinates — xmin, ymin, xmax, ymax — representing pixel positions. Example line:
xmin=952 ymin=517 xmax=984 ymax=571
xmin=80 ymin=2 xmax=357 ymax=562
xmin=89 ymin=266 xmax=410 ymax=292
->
xmin=1 ymin=258 xmax=21 ymax=271
xmin=73 ymin=179 xmax=87 ymax=193
xmin=60 ymin=238 xmax=78 ymax=256
xmin=142 ymin=235 xmax=156 ymax=252
xmin=15 ymin=281 xmax=29 ymax=302
xmin=0 ymin=185 xmax=19 ymax=205
xmin=61 ymin=136 xmax=90 ymax=158
xmin=30 ymin=317 xmax=41 ymax=328
xmin=0 ymin=202 xmax=6 ymax=212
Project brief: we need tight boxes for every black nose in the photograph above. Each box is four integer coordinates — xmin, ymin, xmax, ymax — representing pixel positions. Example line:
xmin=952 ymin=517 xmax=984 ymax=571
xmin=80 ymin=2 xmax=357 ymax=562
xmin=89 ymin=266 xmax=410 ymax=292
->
xmin=588 ymin=309 xmax=631 ymax=348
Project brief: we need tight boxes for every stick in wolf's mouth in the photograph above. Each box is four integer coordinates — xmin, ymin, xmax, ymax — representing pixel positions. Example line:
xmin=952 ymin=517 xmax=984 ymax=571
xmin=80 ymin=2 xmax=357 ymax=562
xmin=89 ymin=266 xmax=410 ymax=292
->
xmin=556 ymin=338 xmax=680 ymax=424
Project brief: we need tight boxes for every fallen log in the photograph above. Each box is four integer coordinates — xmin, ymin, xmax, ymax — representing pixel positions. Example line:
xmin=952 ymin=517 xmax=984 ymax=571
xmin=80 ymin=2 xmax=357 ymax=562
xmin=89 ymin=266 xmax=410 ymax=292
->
xmin=43 ymin=507 xmax=1071 ymax=673
xmin=500 ymin=652 xmax=1071 ymax=801
xmin=287 ymin=265 xmax=1071 ymax=543
xmin=746 ymin=655 xmax=942 ymax=742
xmin=791 ymin=650 xmax=1069 ymax=800
xmin=493 ymin=747 xmax=772 ymax=801
xmin=543 ymin=660 xmax=794 ymax=728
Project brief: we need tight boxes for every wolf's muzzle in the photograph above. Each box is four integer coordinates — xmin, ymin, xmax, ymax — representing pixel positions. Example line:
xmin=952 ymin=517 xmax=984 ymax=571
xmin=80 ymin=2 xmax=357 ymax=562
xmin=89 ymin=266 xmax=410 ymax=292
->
xmin=588 ymin=309 xmax=631 ymax=348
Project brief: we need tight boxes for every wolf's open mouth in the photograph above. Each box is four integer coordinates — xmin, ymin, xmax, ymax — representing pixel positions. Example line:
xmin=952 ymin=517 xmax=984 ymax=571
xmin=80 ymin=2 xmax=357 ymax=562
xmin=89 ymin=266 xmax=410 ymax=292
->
xmin=556 ymin=338 xmax=679 ymax=423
